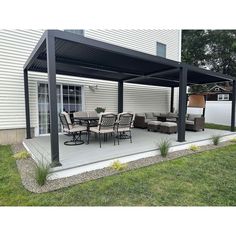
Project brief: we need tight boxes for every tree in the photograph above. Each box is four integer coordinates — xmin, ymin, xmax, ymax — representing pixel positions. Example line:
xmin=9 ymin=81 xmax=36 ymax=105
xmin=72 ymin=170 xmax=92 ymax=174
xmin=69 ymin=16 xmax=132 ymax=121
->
xmin=182 ymin=30 xmax=236 ymax=93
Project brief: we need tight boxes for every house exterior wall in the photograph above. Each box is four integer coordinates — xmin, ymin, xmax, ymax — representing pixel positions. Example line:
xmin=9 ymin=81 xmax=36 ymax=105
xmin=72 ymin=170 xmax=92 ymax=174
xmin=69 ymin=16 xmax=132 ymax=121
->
xmin=207 ymin=93 xmax=232 ymax=101
xmin=0 ymin=29 xmax=181 ymax=144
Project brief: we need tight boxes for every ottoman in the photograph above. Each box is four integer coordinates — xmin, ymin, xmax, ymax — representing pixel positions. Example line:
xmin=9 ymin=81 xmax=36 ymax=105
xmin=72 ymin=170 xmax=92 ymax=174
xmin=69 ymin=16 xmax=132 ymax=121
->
xmin=160 ymin=122 xmax=177 ymax=134
xmin=147 ymin=121 xmax=163 ymax=132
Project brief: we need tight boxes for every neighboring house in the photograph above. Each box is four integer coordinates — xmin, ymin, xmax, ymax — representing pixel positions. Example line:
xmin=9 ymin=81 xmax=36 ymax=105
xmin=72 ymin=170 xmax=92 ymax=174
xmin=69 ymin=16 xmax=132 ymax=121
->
xmin=0 ymin=29 xmax=181 ymax=144
xmin=207 ymin=84 xmax=232 ymax=101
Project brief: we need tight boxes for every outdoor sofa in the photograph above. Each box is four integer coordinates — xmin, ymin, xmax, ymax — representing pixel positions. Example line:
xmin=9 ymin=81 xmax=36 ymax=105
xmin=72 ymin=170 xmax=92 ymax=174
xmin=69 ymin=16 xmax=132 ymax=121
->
xmin=134 ymin=112 xmax=177 ymax=128
xmin=185 ymin=114 xmax=205 ymax=131
xmin=134 ymin=112 xmax=205 ymax=131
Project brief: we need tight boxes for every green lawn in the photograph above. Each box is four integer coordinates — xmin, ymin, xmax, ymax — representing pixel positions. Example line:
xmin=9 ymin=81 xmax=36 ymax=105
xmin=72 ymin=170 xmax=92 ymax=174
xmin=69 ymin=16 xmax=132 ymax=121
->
xmin=0 ymin=144 xmax=236 ymax=206
xmin=205 ymin=123 xmax=231 ymax=131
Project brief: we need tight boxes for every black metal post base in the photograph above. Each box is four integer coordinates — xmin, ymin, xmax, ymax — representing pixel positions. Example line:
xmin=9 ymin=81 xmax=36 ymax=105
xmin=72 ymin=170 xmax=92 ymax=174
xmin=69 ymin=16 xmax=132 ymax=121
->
xmin=64 ymin=140 xmax=84 ymax=146
xmin=64 ymin=132 xmax=85 ymax=146
xmin=50 ymin=161 xmax=62 ymax=168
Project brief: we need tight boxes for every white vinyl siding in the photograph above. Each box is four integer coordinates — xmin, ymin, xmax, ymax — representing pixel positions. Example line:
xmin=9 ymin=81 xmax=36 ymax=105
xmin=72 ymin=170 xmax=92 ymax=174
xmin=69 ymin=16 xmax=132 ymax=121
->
xmin=0 ymin=29 xmax=180 ymax=132
xmin=85 ymin=29 xmax=181 ymax=61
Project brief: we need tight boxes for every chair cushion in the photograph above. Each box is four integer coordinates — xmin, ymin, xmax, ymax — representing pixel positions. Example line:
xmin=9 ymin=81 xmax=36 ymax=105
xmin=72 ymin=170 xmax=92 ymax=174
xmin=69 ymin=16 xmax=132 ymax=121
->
xmin=145 ymin=118 xmax=153 ymax=123
xmin=188 ymin=114 xmax=201 ymax=121
xmin=61 ymin=112 xmax=73 ymax=129
xmin=160 ymin=122 xmax=177 ymax=127
xmin=90 ymin=127 xmax=114 ymax=134
xmin=167 ymin=118 xmax=177 ymax=122
xmin=145 ymin=112 xmax=154 ymax=119
xmin=185 ymin=120 xmax=194 ymax=125
xmin=148 ymin=121 xmax=162 ymax=125
xmin=70 ymin=125 xmax=87 ymax=132
xmin=136 ymin=113 xmax=145 ymax=117
xmin=153 ymin=112 xmax=160 ymax=117
xmin=116 ymin=127 xmax=130 ymax=132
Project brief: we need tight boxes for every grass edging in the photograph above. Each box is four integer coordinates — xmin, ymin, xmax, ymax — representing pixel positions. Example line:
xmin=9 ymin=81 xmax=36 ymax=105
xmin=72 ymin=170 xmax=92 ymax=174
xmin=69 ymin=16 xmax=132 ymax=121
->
xmin=15 ymin=140 xmax=233 ymax=194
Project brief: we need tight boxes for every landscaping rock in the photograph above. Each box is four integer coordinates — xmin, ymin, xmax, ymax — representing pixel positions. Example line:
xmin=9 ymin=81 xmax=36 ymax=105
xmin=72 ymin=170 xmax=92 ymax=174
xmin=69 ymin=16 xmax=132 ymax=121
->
xmin=15 ymin=141 xmax=232 ymax=193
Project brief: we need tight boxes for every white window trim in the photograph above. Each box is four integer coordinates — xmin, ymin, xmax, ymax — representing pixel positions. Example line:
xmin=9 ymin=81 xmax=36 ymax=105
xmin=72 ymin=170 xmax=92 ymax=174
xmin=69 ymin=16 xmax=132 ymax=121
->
xmin=218 ymin=94 xmax=229 ymax=101
xmin=36 ymin=81 xmax=85 ymax=136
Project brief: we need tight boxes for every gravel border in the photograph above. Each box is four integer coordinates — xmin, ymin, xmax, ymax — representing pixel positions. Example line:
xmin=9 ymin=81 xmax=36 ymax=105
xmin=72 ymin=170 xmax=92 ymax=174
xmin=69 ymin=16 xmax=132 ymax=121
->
xmin=14 ymin=141 xmax=233 ymax=193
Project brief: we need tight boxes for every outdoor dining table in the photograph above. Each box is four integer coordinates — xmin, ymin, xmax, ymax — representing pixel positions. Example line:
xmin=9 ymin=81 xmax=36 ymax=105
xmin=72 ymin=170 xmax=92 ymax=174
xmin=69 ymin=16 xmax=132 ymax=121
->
xmin=74 ymin=117 xmax=99 ymax=144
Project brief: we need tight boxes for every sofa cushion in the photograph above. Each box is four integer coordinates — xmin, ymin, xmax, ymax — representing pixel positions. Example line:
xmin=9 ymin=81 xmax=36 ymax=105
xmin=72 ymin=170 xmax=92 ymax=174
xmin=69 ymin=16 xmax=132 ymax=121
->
xmin=148 ymin=121 xmax=162 ymax=125
xmin=160 ymin=122 xmax=177 ymax=127
xmin=185 ymin=120 xmax=194 ymax=125
xmin=136 ymin=113 xmax=145 ymax=117
xmin=167 ymin=118 xmax=177 ymax=122
xmin=188 ymin=114 xmax=201 ymax=121
xmin=145 ymin=112 xmax=154 ymax=119
xmin=153 ymin=112 xmax=160 ymax=117
xmin=145 ymin=118 xmax=153 ymax=123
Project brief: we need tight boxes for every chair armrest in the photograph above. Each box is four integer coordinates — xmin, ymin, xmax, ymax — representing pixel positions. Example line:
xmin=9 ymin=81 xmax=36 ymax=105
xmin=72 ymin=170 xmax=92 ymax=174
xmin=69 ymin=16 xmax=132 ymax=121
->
xmin=135 ymin=116 xmax=145 ymax=122
xmin=194 ymin=117 xmax=205 ymax=128
xmin=134 ymin=116 xmax=146 ymax=128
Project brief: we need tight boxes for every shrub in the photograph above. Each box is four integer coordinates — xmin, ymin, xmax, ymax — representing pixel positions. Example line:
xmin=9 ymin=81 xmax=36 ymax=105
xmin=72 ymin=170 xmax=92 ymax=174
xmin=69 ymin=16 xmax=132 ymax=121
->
xmin=34 ymin=161 xmax=51 ymax=186
xmin=13 ymin=150 xmax=30 ymax=160
xmin=158 ymin=139 xmax=171 ymax=157
xmin=95 ymin=107 xmax=106 ymax=114
xmin=110 ymin=160 xmax=127 ymax=171
xmin=189 ymin=144 xmax=200 ymax=152
xmin=212 ymin=135 xmax=220 ymax=146
xmin=230 ymin=138 xmax=236 ymax=143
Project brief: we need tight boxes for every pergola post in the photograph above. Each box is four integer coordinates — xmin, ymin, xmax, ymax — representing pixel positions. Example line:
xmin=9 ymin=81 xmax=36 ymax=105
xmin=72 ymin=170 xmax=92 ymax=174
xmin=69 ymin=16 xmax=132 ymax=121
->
xmin=23 ymin=69 xmax=31 ymax=139
xmin=177 ymin=66 xmax=187 ymax=142
xmin=46 ymin=34 xmax=61 ymax=167
xmin=170 ymin=86 xmax=174 ymax=112
xmin=231 ymin=80 xmax=236 ymax=132
xmin=118 ymin=81 xmax=124 ymax=113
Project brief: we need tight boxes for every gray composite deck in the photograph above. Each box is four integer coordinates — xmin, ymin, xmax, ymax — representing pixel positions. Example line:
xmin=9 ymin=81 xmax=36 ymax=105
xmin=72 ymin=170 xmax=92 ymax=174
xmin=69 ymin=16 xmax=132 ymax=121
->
xmin=24 ymin=128 xmax=232 ymax=171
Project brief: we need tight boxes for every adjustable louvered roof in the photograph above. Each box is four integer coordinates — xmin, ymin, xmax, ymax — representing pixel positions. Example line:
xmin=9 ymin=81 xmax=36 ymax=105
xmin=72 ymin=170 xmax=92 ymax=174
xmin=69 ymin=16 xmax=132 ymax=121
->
xmin=24 ymin=30 xmax=235 ymax=87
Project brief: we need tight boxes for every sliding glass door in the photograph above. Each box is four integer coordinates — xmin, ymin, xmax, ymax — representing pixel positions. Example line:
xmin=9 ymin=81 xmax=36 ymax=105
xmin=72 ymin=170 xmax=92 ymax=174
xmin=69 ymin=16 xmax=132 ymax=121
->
xmin=38 ymin=83 xmax=83 ymax=135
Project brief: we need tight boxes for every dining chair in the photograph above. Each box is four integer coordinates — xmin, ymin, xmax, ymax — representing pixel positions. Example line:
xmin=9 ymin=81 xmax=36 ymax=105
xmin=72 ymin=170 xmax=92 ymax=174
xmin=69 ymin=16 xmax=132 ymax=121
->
xmin=115 ymin=112 xmax=133 ymax=145
xmin=59 ymin=112 xmax=87 ymax=145
xmin=89 ymin=113 xmax=117 ymax=148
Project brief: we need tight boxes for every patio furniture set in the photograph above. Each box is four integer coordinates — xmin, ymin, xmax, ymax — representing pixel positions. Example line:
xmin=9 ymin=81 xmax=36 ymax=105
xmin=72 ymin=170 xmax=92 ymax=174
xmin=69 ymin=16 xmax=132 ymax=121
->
xmin=59 ymin=111 xmax=134 ymax=147
xmin=134 ymin=112 xmax=205 ymax=134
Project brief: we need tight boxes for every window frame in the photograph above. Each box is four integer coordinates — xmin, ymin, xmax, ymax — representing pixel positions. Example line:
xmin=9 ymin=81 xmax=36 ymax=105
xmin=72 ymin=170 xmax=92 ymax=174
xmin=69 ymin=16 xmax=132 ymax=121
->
xmin=218 ymin=94 xmax=229 ymax=101
xmin=156 ymin=42 xmax=167 ymax=58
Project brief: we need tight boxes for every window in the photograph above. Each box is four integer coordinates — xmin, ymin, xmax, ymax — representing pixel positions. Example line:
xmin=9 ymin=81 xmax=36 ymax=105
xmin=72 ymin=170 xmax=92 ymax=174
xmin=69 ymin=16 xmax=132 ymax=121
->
xmin=62 ymin=85 xmax=82 ymax=113
xmin=218 ymin=94 xmax=229 ymax=101
xmin=156 ymin=42 xmax=166 ymax=58
xmin=64 ymin=29 xmax=84 ymax=36
xmin=38 ymin=83 xmax=83 ymax=135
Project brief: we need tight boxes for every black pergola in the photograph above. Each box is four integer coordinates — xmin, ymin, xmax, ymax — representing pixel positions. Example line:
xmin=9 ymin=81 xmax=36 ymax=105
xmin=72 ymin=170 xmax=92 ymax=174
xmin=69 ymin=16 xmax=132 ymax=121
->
xmin=23 ymin=30 xmax=236 ymax=166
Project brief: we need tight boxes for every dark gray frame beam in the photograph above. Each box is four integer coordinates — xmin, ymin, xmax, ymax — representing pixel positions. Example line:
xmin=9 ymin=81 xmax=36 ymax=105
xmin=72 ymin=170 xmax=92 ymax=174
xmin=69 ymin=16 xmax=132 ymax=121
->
xmin=118 ymin=81 xmax=124 ymax=113
xmin=231 ymin=80 xmax=236 ymax=132
xmin=46 ymin=34 xmax=61 ymax=167
xmin=123 ymin=68 xmax=180 ymax=82
xmin=36 ymin=58 xmax=144 ymax=79
xmin=170 ymin=87 xmax=174 ymax=113
xmin=23 ymin=69 xmax=31 ymax=139
xmin=177 ymin=66 xmax=188 ymax=142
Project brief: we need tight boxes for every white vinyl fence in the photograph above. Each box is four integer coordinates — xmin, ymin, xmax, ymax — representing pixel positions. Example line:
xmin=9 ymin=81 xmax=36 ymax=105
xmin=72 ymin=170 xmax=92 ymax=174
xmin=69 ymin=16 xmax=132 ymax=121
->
xmin=187 ymin=101 xmax=233 ymax=126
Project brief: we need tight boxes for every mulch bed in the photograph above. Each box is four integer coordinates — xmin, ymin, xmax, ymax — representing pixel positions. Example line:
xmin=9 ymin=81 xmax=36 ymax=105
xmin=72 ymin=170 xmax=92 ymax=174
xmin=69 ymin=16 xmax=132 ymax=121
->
xmin=12 ymin=141 xmax=232 ymax=193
